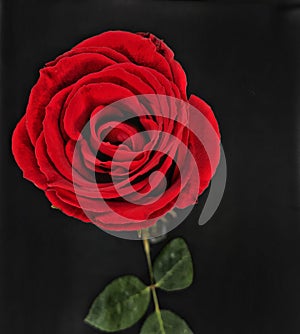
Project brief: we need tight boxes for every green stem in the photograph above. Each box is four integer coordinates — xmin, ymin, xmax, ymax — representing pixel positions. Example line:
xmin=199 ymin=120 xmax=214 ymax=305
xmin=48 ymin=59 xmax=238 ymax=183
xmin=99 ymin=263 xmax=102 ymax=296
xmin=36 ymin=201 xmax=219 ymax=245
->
xmin=142 ymin=237 xmax=165 ymax=334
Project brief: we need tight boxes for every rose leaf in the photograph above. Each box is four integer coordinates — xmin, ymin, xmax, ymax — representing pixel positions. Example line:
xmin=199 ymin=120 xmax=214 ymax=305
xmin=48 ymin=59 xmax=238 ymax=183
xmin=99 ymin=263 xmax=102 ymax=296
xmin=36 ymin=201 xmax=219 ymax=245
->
xmin=140 ymin=310 xmax=193 ymax=334
xmin=85 ymin=275 xmax=150 ymax=332
xmin=153 ymin=238 xmax=193 ymax=291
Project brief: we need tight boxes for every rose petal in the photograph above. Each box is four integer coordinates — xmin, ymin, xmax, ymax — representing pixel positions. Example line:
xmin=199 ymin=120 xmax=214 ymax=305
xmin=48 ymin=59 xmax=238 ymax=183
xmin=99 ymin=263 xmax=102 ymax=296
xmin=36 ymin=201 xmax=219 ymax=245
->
xmin=12 ymin=116 xmax=47 ymax=190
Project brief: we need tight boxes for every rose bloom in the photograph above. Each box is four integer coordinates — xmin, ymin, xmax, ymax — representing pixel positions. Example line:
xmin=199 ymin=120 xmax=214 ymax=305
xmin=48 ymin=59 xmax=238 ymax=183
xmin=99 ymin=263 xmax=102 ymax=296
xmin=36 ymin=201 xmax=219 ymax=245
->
xmin=12 ymin=30 xmax=220 ymax=231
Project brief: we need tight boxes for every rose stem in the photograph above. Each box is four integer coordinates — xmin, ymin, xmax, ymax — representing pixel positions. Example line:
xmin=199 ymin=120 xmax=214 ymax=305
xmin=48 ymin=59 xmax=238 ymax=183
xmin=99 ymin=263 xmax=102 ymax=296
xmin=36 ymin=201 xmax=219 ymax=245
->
xmin=142 ymin=235 xmax=165 ymax=334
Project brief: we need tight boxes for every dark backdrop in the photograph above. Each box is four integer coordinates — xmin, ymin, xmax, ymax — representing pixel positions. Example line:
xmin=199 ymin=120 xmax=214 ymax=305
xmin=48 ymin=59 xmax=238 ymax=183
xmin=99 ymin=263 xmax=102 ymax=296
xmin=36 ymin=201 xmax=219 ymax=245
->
xmin=1 ymin=1 xmax=300 ymax=333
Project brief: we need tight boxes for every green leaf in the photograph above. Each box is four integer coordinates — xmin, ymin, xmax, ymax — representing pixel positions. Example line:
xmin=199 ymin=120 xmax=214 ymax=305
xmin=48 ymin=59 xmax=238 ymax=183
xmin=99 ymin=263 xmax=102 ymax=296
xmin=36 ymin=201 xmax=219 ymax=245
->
xmin=85 ymin=275 xmax=150 ymax=332
xmin=153 ymin=238 xmax=193 ymax=291
xmin=140 ymin=310 xmax=193 ymax=334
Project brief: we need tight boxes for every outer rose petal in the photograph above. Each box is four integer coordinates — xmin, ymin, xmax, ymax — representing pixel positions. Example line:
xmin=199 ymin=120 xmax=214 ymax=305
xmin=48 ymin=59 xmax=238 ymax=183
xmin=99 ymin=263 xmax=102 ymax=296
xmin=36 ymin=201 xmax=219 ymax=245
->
xmin=74 ymin=30 xmax=187 ymax=98
xmin=189 ymin=94 xmax=220 ymax=137
xmin=45 ymin=189 xmax=90 ymax=222
xmin=46 ymin=46 xmax=130 ymax=67
xmin=188 ymin=94 xmax=221 ymax=195
xmin=26 ymin=53 xmax=116 ymax=145
xmin=12 ymin=116 xmax=47 ymax=190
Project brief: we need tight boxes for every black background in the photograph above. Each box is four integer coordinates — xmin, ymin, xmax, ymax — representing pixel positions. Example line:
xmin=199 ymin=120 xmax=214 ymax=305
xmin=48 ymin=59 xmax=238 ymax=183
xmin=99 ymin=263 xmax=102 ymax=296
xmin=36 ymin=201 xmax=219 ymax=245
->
xmin=1 ymin=1 xmax=300 ymax=333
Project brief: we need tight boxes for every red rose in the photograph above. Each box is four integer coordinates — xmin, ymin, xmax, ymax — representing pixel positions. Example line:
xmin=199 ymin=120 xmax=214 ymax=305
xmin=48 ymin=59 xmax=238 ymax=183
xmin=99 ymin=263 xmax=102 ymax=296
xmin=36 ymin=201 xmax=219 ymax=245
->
xmin=12 ymin=30 xmax=220 ymax=231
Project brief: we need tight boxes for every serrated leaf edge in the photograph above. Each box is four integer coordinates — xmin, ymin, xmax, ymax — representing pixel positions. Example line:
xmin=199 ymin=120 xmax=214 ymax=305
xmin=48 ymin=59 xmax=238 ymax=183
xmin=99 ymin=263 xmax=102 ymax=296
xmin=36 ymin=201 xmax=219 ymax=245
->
xmin=85 ymin=279 xmax=150 ymax=332
xmin=140 ymin=309 xmax=194 ymax=334
xmin=154 ymin=238 xmax=193 ymax=291
xmin=155 ymin=254 xmax=192 ymax=290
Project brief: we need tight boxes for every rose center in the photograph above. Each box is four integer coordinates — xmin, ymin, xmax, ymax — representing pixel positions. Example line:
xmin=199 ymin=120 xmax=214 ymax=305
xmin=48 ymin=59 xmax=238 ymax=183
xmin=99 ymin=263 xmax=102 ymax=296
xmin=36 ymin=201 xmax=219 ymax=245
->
xmin=105 ymin=128 xmax=131 ymax=145
xmin=102 ymin=123 xmax=139 ymax=147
